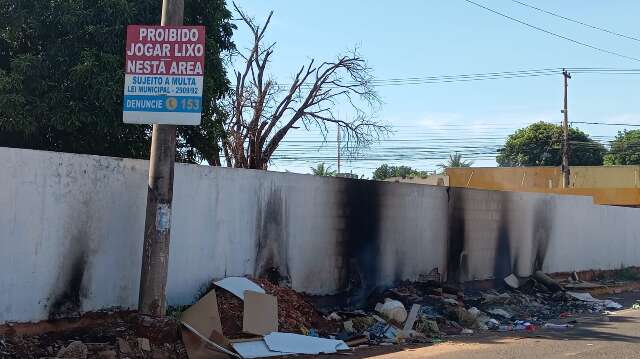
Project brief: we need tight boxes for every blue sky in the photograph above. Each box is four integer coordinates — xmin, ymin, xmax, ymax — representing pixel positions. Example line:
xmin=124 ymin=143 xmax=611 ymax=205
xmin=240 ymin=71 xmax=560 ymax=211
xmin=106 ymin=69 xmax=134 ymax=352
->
xmin=229 ymin=0 xmax=640 ymax=177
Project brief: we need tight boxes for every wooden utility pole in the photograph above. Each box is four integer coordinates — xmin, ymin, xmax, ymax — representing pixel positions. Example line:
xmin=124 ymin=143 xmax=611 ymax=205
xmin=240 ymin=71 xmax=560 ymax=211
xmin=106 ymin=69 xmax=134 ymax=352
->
xmin=138 ymin=0 xmax=183 ymax=317
xmin=561 ymin=69 xmax=571 ymax=188
xmin=337 ymin=126 xmax=341 ymax=174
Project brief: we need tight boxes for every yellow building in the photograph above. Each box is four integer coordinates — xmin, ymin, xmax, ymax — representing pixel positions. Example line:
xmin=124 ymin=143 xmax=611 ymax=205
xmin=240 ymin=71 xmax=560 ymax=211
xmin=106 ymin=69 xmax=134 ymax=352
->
xmin=445 ymin=166 xmax=640 ymax=206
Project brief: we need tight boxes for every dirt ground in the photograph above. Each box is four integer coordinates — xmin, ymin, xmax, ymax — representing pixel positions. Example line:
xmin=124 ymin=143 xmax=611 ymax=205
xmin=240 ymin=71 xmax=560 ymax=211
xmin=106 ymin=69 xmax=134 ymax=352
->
xmin=1 ymin=282 xmax=638 ymax=358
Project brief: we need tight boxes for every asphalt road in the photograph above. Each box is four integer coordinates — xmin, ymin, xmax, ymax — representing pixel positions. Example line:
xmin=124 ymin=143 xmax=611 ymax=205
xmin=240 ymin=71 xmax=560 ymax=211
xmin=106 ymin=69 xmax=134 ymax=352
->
xmin=316 ymin=292 xmax=640 ymax=359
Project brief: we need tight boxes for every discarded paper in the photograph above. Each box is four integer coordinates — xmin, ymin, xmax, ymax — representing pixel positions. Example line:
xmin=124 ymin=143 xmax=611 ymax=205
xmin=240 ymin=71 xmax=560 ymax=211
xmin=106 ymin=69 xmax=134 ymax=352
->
xmin=263 ymin=332 xmax=348 ymax=355
xmin=214 ymin=277 xmax=265 ymax=300
xmin=231 ymin=340 xmax=293 ymax=359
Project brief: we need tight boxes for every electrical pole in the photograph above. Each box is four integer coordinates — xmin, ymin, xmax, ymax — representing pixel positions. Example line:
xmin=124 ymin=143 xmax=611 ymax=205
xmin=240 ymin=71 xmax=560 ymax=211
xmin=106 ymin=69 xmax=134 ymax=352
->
xmin=561 ymin=69 xmax=571 ymax=188
xmin=337 ymin=126 xmax=341 ymax=174
xmin=138 ymin=0 xmax=183 ymax=317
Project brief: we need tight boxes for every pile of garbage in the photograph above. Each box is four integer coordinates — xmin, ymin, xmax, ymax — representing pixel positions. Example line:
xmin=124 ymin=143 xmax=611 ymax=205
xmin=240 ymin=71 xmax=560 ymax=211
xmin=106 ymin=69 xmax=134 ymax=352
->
xmin=0 ymin=272 xmax=628 ymax=358
xmin=178 ymin=271 xmax=626 ymax=358
xmin=318 ymin=270 xmax=625 ymax=346
xmin=180 ymin=277 xmax=350 ymax=358
xmin=215 ymin=278 xmax=339 ymax=337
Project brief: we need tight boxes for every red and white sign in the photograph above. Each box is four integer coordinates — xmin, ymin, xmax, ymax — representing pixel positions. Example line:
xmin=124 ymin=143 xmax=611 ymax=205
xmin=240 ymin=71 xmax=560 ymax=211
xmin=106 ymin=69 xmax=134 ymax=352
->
xmin=123 ymin=25 xmax=206 ymax=125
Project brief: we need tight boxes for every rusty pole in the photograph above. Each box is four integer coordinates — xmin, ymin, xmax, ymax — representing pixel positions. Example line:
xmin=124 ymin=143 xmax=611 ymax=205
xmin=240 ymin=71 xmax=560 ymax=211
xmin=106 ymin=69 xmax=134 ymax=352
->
xmin=138 ymin=0 xmax=184 ymax=317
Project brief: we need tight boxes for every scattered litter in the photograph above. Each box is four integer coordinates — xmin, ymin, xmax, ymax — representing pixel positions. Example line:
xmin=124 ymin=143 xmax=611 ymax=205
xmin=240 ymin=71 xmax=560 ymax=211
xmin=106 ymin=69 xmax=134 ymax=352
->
xmin=137 ymin=337 xmax=151 ymax=352
xmin=402 ymin=304 xmax=421 ymax=335
xmin=543 ymin=323 xmax=573 ymax=330
xmin=487 ymin=308 xmax=512 ymax=319
xmin=375 ymin=299 xmax=408 ymax=323
xmin=487 ymin=319 xmax=500 ymax=328
xmin=567 ymin=292 xmax=623 ymax=310
xmin=56 ymin=341 xmax=88 ymax=358
xmin=604 ymin=300 xmax=623 ymax=310
xmin=214 ymin=277 xmax=265 ymax=300
xmin=5 ymin=271 xmax=636 ymax=359
xmin=504 ymin=274 xmax=520 ymax=289
xmin=384 ymin=325 xmax=400 ymax=340
xmin=345 ymin=335 xmax=368 ymax=346
xmin=567 ymin=292 xmax=599 ymax=302
xmin=533 ymin=271 xmax=564 ymax=293
xmin=442 ymin=298 xmax=460 ymax=306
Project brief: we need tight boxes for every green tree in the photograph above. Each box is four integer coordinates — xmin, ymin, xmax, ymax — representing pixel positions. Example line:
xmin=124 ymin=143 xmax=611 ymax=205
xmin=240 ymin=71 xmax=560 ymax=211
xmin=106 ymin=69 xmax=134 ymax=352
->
xmin=604 ymin=130 xmax=640 ymax=165
xmin=497 ymin=122 xmax=605 ymax=167
xmin=438 ymin=152 xmax=474 ymax=169
xmin=372 ymin=164 xmax=428 ymax=180
xmin=0 ymin=0 xmax=234 ymax=164
xmin=310 ymin=163 xmax=337 ymax=176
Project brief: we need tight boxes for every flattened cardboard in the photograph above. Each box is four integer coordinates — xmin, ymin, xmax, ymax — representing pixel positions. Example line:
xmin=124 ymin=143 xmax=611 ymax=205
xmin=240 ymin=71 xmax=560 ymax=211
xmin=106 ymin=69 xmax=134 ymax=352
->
xmin=242 ymin=290 xmax=278 ymax=336
xmin=181 ymin=327 xmax=233 ymax=359
xmin=181 ymin=289 xmax=223 ymax=336
xmin=181 ymin=289 xmax=240 ymax=359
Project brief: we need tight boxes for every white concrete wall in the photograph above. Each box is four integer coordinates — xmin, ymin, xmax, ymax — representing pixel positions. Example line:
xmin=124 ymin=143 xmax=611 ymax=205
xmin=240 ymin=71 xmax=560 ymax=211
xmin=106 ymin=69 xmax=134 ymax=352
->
xmin=0 ymin=148 xmax=448 ymax=323
xmin=449 ymin=188 xmax=640 ymax=282
xmin=1 ymin=147 xmax=639 ymax=323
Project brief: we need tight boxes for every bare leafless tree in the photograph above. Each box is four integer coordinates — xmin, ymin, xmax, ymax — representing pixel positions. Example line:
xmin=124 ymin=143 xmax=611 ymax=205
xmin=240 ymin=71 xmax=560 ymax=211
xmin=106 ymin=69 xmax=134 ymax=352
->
xmin=222 ymin=4 xmax=388 ymax=169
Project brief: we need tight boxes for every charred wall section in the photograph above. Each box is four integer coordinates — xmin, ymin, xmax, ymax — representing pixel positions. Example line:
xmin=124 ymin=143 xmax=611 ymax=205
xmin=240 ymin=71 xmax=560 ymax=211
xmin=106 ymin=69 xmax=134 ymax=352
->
xmin=254 ymin=187 xmax=289 ymax=282
xmin=446 ymin=188 xmax=467 ymax=283
xmin=335 ymin=178 xmax=383 ymax=306
xmin=446 ymin=188 xmax=561 ymax=283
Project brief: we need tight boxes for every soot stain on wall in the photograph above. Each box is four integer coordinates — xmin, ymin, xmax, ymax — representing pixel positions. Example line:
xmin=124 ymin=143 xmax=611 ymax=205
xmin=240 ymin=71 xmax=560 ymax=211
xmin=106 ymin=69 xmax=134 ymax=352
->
xmin=446 ymin=188 xmax=467 ymax=283
xmin=493 ymin=192 xmax=514 ymax=279
xmin=532 ymin=198 xmax=552 ymax=271
xmin=48 ymin=232 xmax=90 ymax=319
xmin=254 ymin=187 xmax=289 ymax=282
xmin=337 ymin=178 xmax=382 ymax=306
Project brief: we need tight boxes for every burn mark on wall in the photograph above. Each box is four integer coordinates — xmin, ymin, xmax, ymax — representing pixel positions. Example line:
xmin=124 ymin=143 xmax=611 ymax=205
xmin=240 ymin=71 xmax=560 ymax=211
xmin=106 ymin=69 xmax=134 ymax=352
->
xmin=446 ymin=188 xmax=467 ymax=283
xmin=337 ymin=178 xmax=382 ymax=306
xmin=254 ymin=187 xmax=289 ymax=281
xmin=493 ymin=193 xmax=513 ymax=279
xmin=532 ymin=199 xmax=552 ymax=271
xmin=48 ymin=241 xmax=89 ymax=319
xmin=48 ymin=194 xmax=97 ymax=320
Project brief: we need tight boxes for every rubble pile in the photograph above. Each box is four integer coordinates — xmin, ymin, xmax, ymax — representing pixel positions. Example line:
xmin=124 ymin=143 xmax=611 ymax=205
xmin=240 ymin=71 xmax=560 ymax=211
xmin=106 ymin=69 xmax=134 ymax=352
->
xmin=319 ymin=272 xmax=629 ymax=346
xmin=215 ymin=278 xmax=339 ymax=338
xmin=0 ymin=314 xmax=186 ymax=359
xmin=254 ymin=279 xmax=340 ymax=335
xmin=1 ymin=272 xmax=632 ymax=358
xmin=216 ymin=289 xmax=246 ymax=337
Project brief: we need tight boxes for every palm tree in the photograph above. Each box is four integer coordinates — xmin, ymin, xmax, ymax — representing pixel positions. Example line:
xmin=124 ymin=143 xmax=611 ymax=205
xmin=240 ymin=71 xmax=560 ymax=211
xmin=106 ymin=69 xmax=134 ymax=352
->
xmin=310 ymin=163 xmax=337 ymax=176
xmin=438 ymin=152 xmax=474 ymax=169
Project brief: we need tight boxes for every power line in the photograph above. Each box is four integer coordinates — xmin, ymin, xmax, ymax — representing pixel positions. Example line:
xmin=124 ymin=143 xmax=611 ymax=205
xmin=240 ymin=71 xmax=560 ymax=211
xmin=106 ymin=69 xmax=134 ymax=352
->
xmin=572 ymin=121 xmax=640 ymax=127
xmin=461 ymin=0 xmax=640 ymax=63
xmin=510 ymin=0 xmax=640 ymax=43
xmin=278 ymin=67 xmax=640 ymax=89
